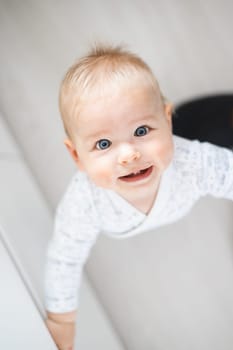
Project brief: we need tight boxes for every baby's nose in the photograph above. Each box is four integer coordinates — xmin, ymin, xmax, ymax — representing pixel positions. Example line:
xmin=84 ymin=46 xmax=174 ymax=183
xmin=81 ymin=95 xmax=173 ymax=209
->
xmin=118 ymin=144 xmax=141 ymax=165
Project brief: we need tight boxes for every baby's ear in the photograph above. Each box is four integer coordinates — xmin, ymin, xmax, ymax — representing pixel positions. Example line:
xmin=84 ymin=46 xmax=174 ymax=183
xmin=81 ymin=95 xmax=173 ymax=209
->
xmin=64 ymin=139 xmax=84 ymax=170
xmin=164 ymin=103 xmax=173 ymax=126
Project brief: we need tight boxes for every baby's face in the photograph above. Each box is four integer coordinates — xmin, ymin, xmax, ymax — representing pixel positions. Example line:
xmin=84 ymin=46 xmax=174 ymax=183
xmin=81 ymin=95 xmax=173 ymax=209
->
xmin=66 ymin=84 xmax=174 ymax=208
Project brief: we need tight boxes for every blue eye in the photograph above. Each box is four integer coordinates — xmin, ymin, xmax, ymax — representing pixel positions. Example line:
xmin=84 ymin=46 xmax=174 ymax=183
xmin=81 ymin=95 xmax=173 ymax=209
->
xmin=96 ymin=139 xmax=111 ymax=150
xmin=134 ymin=126 xmax=149 ymax=137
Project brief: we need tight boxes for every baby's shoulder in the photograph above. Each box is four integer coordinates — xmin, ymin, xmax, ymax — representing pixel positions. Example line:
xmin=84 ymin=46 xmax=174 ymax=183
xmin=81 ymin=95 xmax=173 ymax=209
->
xmin=172 ymin=135 xmax=203 ymax=171
xmin=171 ymin=135 xmax=213 ymax=185
xmin=173 ymin=135 xmax=232 ymax=166
xmin=173 ymin=135 xmax=201 ymax=160
xmin=56 ymin=171 xmax=95 ymax=216
xmin=172 ymin=135 xmax=233 ymax=188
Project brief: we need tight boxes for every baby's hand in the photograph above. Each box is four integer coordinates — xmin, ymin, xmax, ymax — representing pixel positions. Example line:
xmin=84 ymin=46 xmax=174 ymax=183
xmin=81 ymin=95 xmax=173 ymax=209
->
xmin=46 ymin=318 xmax=75 ymax=350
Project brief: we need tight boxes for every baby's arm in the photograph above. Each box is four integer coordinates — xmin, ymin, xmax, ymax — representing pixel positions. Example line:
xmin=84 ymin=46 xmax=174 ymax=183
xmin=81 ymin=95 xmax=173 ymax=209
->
xmin=46 ymin=310 xmax=76 ymax=350
xmin=45 ymin=224 xmax=98 ymax=349
xmin=45 ymin=173 xmax=100 ymax=349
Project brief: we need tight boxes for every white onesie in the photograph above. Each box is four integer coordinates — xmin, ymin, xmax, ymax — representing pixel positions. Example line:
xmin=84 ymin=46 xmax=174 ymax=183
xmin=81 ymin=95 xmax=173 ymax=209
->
xmin=45 ymin=136 xmax=233 ymax=313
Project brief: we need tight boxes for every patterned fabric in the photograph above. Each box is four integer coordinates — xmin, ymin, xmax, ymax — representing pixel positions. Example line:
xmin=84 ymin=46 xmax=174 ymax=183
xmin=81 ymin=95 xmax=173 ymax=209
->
xmin=45 ymin=136 xmax=233 ymax=312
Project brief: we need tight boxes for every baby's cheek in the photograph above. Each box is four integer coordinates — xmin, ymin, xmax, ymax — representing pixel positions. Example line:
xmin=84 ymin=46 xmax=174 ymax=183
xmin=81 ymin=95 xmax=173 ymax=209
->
xmin=149 ymin=137 xmax=174 ymax=166
xmin=160 ymin=138 xmax=174 ymax=164
xmin=89 ymin=164 xmax=113 ymax=188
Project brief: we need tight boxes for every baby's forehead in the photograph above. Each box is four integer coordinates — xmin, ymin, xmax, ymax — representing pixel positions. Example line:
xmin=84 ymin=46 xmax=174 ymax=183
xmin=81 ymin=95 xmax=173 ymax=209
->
xmin=78 ymin=84 xmax=163 ymax=124
xmin=79 ymin=77 xmax=162 ymax=105
xmin=65 ymin=77 xmax=164 ymax=141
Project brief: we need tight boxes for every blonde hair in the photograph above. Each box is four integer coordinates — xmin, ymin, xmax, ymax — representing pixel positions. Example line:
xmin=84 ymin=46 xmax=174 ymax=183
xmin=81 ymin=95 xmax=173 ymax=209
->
xmin=59 ymin=44 xmax=166 ymax=140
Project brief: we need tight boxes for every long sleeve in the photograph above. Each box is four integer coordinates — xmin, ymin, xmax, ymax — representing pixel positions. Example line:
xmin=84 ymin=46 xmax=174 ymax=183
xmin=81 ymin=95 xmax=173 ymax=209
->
xmin=44 ymin=172 xmax=100 ymax=313
xmin=196 ymin=141 xmax=233 ymax=200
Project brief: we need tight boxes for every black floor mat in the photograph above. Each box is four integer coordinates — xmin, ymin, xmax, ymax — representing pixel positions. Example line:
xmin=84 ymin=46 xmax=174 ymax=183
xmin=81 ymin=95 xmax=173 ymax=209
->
xmin=173 ymin=94 xmax=233 ymax=149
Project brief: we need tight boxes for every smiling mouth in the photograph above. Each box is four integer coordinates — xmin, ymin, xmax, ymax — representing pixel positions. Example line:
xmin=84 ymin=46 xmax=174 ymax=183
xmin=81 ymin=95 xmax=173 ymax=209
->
xmin=119 ymin=166 xmax=153 ymax=182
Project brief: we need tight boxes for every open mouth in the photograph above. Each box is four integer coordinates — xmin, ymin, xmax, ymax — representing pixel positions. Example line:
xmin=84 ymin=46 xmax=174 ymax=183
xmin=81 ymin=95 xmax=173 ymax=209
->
xmin=119 ymin=165 xmax=153 ymax=182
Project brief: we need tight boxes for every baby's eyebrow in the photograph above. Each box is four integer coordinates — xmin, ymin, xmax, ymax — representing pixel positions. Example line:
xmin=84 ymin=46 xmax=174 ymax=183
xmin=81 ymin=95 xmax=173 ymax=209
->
xmin=85 ymin=129 xmax=110 ymax=140
xmin=85 ymin=115 xmax=157 ymax=141
xmin=134 ymin=115 xmax=158 ymax=124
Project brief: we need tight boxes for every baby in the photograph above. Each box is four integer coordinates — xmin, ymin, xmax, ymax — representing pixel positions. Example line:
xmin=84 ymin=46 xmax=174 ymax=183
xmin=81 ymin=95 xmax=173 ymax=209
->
xmin=45 ymin=44 xmax=233 ymax=350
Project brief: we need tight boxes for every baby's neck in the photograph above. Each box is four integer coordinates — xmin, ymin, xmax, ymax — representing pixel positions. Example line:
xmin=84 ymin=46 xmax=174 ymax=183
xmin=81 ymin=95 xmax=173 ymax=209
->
xmin=129 ymin=191 xmax=158 ymax=214
xmin=120 ymin=182 xmax=160 ymax=215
